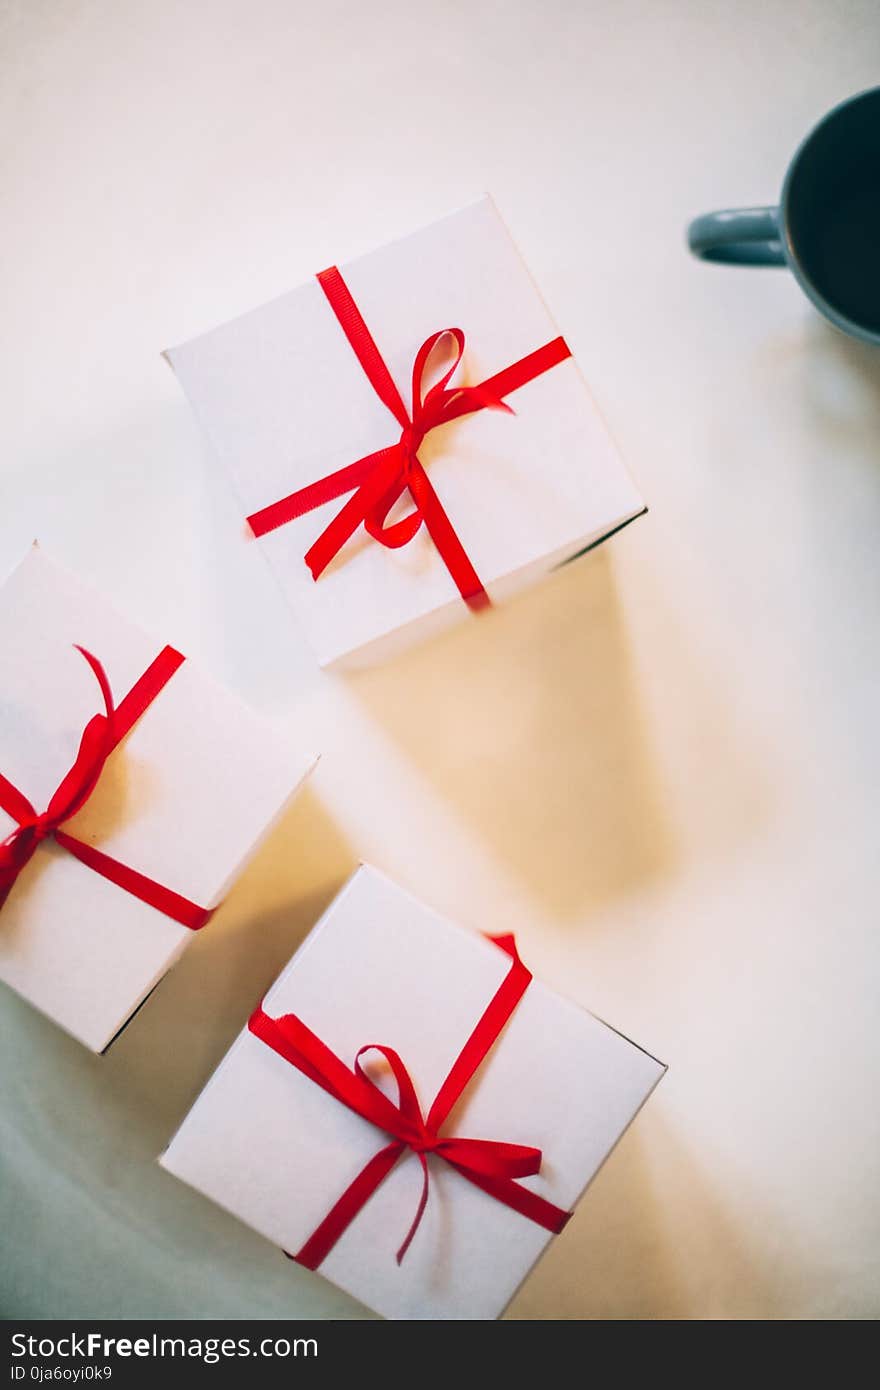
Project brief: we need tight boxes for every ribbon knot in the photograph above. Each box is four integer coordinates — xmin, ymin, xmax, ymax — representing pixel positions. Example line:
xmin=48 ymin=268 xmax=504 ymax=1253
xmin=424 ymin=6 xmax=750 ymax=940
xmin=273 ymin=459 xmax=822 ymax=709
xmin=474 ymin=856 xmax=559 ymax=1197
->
xmin=408 ymin=1132 xmax=439 ymax=1156
xmin=397 ymin=422 xmax=423 ymax=466
xmin=1 ymin=818 xmax=50 ymax=879
xmin=248 ymin=932 xmax=571 ymax=1272
xmin=245 ymin=265 xmax=572 ymax=610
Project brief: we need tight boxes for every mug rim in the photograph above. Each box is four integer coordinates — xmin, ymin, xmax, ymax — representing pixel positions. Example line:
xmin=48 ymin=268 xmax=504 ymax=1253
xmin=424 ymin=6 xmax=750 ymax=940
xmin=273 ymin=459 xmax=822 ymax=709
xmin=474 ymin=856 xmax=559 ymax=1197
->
xmin=780 ymin=85 xmax=880 ymax=345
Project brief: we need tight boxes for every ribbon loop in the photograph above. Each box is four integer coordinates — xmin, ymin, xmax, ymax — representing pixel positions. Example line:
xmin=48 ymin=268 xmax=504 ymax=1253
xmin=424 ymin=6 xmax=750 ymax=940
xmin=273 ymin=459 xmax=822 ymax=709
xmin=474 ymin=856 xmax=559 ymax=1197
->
xmin=249 ymin=933 xmax=572 ymax=1271
xmin=411 ymin=328 xmax=465 ymax=417
xmin=354 ymin=1044 xmax=425 ymax=1136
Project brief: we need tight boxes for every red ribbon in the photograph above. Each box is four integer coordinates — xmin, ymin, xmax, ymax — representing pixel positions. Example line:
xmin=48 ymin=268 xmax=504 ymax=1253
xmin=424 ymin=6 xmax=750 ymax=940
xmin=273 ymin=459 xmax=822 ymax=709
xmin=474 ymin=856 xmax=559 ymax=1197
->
xmin=248 ymin=932 xmax=571 ymax=1268
xmin=0 ymin=646 xmax=212 ymax=931
xmin=246 ymin=266 xmax=572 ymax=608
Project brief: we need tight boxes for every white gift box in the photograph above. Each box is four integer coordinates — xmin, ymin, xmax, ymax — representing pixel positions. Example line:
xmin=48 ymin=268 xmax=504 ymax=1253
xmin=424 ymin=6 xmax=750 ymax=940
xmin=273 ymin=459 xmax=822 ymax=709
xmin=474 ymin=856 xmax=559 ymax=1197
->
xmin=0 ymin=548 xmax=315 ymax=1052
xmin=167 ymin=197 xmax=645 ymax=667
xmin=161 ymin=865 xmax=665 ymax=1320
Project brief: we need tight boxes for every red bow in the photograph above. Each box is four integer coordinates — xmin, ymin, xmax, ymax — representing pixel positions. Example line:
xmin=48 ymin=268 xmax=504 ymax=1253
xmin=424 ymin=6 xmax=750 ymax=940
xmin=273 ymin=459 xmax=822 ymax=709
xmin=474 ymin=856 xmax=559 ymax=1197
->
xmin=0 ymin=646 xmax=211 ymax=930
xmin=248 ymin=932 xmax=571 ymax=1268
xmin=246 ymin=265 xmax=572 ymax=608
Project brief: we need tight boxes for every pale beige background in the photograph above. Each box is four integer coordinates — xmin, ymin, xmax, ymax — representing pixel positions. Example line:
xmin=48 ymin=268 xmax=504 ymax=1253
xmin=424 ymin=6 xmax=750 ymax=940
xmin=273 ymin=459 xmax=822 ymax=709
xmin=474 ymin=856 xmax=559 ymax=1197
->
xmin=0 ymin=0 xmax=878 ymax=1320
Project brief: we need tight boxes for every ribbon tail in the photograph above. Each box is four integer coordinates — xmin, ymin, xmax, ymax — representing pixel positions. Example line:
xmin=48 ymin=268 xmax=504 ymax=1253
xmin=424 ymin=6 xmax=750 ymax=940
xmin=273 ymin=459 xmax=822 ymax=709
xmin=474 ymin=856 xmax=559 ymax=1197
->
xmin=396 ymin=1152 xmax=430 ymax=1265
xmin=293 ymin=1140 xmax=405 ymax=1271
xmin=437 ymin=1136 xmax=543 ymax=1181
xmin=407 ymin=460 xmax=489 ymax=610
xmin=304 ymin=449 xmax=403 ymax=579
xmin=445 ymin=1160 xmax=571 ymax=1236
xmin=304 ymin=487 xmax=379 ymax=579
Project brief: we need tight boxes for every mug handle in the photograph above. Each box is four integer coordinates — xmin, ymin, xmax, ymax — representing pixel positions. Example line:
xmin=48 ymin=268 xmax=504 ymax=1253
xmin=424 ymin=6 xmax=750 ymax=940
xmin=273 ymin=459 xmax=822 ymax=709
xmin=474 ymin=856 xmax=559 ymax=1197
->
xmin=687 ymin=207 xmax=786 ymax=266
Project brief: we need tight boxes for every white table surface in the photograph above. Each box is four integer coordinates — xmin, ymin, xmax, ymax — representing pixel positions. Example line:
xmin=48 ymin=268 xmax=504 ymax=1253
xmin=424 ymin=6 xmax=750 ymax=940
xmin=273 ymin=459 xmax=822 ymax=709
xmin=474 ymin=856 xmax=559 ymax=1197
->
xmin=1 ymin=0 xmax=878 ymax=1321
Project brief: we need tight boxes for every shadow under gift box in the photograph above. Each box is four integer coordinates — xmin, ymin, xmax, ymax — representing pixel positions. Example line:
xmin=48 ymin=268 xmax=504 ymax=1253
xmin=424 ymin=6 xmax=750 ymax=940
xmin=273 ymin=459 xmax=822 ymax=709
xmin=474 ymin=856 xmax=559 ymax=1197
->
xmin=160 ymin=864 xmax=665 ymax=1320
xmin=165 ymin=196 xmax=646 ymax=668
xmin=0 ymin=547 xmax=316 ymax=1053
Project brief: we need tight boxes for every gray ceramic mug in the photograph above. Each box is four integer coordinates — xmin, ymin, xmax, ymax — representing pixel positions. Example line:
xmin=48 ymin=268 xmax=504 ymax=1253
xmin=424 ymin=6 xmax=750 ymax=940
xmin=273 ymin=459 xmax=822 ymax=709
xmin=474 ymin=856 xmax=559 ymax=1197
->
xmin=688 ymin=87 xmax=880 ymax=345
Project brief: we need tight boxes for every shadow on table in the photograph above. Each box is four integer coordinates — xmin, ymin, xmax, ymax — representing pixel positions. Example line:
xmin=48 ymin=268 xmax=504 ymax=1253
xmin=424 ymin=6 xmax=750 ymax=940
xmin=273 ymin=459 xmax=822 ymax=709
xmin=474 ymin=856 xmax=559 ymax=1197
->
xmin=349 ymin=546 xmax=677 ymax=921
xmin=801 ymin=317 xmax=880 ymax=448
xmin=105 ymin=782 xmax=358 ymax=1136
xmin=507 ymin=1114 xmax=815 ymax=1320
xmin=786 ymin=316 xmax=880 ymax=761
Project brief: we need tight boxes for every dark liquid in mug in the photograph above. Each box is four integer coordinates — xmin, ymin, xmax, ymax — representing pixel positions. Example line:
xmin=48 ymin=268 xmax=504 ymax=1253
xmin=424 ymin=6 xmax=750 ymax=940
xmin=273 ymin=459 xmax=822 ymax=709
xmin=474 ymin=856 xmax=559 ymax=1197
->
xmin=787 ymin=94 xmax=880 ymax=334
xmin=799 ymin=184 xmax=880 ymax=332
